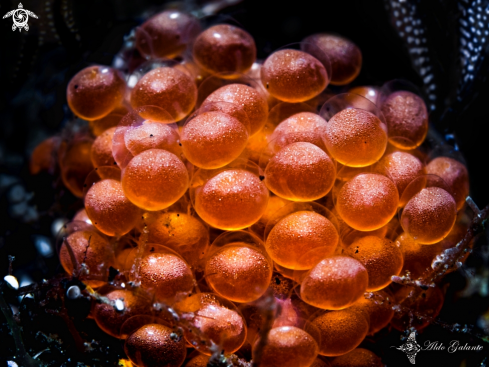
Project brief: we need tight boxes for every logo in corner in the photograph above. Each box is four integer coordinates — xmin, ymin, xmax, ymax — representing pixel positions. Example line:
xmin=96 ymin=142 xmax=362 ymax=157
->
xmin=395 ymin=331 xmax=422 ymax=364
xmin=3 ymin=3 xmax=38 ymax=32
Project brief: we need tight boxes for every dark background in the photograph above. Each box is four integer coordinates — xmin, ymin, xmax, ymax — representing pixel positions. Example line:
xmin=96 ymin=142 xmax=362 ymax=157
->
xmin=0 ymin=0 xmax=488 ymax=366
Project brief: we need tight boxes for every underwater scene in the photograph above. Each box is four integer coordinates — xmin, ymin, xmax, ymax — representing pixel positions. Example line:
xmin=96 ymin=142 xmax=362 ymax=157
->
xmin=1 ymin=0 xmax=489 ymax=366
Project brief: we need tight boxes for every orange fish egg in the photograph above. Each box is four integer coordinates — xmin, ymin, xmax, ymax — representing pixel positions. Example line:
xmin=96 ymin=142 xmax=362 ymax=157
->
xmin=269 ymin=112 xmax=329 ymax=151
xmin=135 ymin=10 xmax=200 ymax=59
xmin=125 ymin=323 xmax=187 ymax=367
xmin=264 ymin=142 xmax=336 ymax=201
xmin=301 ymin=256 xmax=368 ymax=310
xmin=130 ymin=67 xmax=197 ymax=122
xmin=146 ymin=212 xmax=209 ymax=271
xmin=253 ymin=326 xmax=319 ymax=367
xmin=183 ymin=293 xmax=247 ymax=355
xmin=194 ymin=168 xmax=269 ymax=230
xmin=59 ymin=230 xmax=113 ymax=287
xmin=266 ymin=211 xmax=339 ymax=270
xmin=59 ymin=139 xmax=94 ymax=198
xmin=124 ymin=122 xmax=182 ymax=158
xmin=323 ymin=108 xmax=387 ymax=167
xmin=425 ymin=157 xmax=469 ymax=211
xmin=374 ymin=151 xmax=425 ymax=205
xmin=181 ymin=111 xmax=249 ymax=169
xmin=139 ymin=250 xmax=194 ymax=303
xmin=381 ymin=91 xmax=428 ymax=149
xmin=205 ymin=243 xmax=273 ymax=302
xmin=302 ymin=33 xmax=362 ymax=86
xmin=309 ymin=308 xmax=369 ymax=356
xmin=122 ymin=149 xmax=189 ymax=211
xmin=193 ymin=24 xmax=256 ymax=77
xmin=85 ymin=179 xmax=141 ymax=236
xmin=401 ymin=187 xmax=457 ymax=244
xmin=261 ymin=49 xmax=328 ymax=103
xmin=91 ymin=127 xmax=117 ymax=168
xmin=396 ymin=232 xmax=443 ymax=279
xmin=93 ymin=288 xmax=151 ymax=338
xmin=349 ymin=290 xmax=395 ymax=335
xmin=344 ymin=236 xmax=403 ymax=291
xmin=30 ymin=136 xmax=60 ymax=175
xmin=204 ymin=83 xmax=268 ymax=135
xmin=336 ymin=173 xmax=399 ymax=231
xmin=67 ymin=66 xmax=126 ymax=120
xmin=185 ymin=354 xmax=210 ymax=367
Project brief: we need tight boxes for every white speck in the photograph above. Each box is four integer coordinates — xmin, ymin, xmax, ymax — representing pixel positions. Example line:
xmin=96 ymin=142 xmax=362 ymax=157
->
xmin=115 ymin=299 xmax=125 ymax=312
xmin=34 ymin=236 xmax=53 ymax=258
xmin=67 ymin=285 xmax=81 ymax=299
xmin=51 ymin=218 xmax=68 ymax=237
xmin=128 ymin=75 xmax=139 ymax=88
xmin=4 ymin=275 xmax=19 ymax=290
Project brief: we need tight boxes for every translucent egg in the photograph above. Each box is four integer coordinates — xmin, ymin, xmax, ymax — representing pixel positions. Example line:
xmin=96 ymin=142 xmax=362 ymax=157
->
xmin=182 ymin=293 xmax=247 ymax=355
xmin=203 ymin=83 xmax=268 ymax=135
xmin=323 ymin=108 xmax=387 ymax=167
xmin=122 ymin=149 xmax=189 ymax=211
xmin=135 ymin=10 xmax=201 ymax=59
xmin=205 ymin=231 xmax=273 ymax=302
xmin=138 ymin=247 xmax=194 ymax=303
xmin=89 ymin=105 xmax=128 ymax=137
xmin=374 ymin=151 xmax=425 ymax=206
xmin=348 ymin=86 xmax=379 ymax=105
xmin=302 ymin=33 xmax=362 ymax=85
xmin=59 ymin=229 xmax=113 ymax=288
xmin=250 ymin=195 xmax=290 ymax=239
xmin=425 ymin=157 xmax=469 ymax=211
xmin=401 ymin=187 xmax=457 ymax=244
xmin=193 ymin=24 xmax=256 ymax=77
xmin=381 ymin=91 xmax=428 ymax=149
xmin=146 ymin=212 xmax=209 ymax=271
xmin=91 ymin=127 xmax=117 ymax=168
xmin=396 ymin=232 xmax=443 ymax=279
xmin=301 ymin=256 xmax=368 ymax=310
xmin=264 ymin=142 xmax=336 ymax=201
xmin=130 ymin=67 xmax=197 ymax=122
xmin=391 ymin=286 xmax=444 ymax=331
xmin=344 ymin=236 xmax=403 ymax=291
xmin=124 ymin=122 xmax=182 ymax=158
xmin=349 ymin=290 xmax=395 ymax=335
xmin=181 ymin=111 xmax=249 ymax=168
xmin=309 ymin=308 xmax=369 ymax=356
xmin=266 ymin=210 xmax=339 ymax=270
xmin=336 ymin=173 xmax=399 ymax=231
xmin=125 ymin=323 xmax=187 ymax=367
xmin=30 ymin=136 xmax=60 ymax=175
xmin=253 ymin=326 xmax=319 ymax=367
xmin=59 ymin=139 xmax=94 ymax=198
xmin=192 ymin=164 xmax=269 ymax=230
xmin=92 ymin=288 xmax=151 ymax=338
xmin=185 ymin=354 xmax=210 ymax=367
xmin=261 ymin=49 xmax=328 ymax=103
xmin=84 ymin=178 xmax=141 ymax=236
xmin=269 ymin=112 xmax=329 ymax=151
xmin=67 ymin=66 xmax=126 ymax=120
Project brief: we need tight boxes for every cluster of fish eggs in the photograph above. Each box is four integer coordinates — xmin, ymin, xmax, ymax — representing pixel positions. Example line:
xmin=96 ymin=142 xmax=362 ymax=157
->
xmin=30 ymin=8 xmax=471 ymax=367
